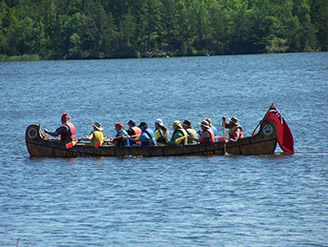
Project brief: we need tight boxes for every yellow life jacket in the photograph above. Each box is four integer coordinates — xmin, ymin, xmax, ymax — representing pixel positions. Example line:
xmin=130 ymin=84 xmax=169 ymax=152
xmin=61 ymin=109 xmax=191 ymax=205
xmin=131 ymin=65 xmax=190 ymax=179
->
xmin=91 ymin=131 xmax=104 ymax=147
xmin=174 ymin=128 xmax=188 ymax=145
xmin=229 ymin=124 xmax=244 ymax=140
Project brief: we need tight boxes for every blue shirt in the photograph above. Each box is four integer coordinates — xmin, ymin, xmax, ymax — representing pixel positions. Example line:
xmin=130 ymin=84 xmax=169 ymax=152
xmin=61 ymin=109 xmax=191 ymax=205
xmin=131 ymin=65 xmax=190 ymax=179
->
xmin=211 ymin=126 xmax=218 ymax=142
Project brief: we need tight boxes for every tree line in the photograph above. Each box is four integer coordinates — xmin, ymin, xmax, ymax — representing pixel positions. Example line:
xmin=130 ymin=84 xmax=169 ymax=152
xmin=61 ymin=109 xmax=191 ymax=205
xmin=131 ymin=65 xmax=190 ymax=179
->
xmin=0 ymin=0 xmax=327 ymax=60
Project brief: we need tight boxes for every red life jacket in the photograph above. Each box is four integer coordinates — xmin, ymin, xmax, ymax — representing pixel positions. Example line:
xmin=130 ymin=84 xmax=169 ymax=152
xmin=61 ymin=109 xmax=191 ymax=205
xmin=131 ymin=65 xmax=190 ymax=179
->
xmin=131 ymin=126 xmax=142 ymax=144
xmin=61 ymin=122 xmax=76 ymax=141
xmin=200 ymin=128 xmax=215 ymax=144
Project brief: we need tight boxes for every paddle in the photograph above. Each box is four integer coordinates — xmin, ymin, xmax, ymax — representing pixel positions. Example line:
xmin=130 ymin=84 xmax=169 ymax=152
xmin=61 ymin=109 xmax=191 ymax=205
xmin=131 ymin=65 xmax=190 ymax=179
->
xmin=65 ymin=140 xmax=77 ymax=149
xmin=44 ymin=129 xmax=60 ymax=140
xmin=222 ymin=118 xmax=227 ymax=155
xmin=251 ymin=121 xmax=261 ymax=136
xmin=44 ymin=129 xmax=78 ymax=148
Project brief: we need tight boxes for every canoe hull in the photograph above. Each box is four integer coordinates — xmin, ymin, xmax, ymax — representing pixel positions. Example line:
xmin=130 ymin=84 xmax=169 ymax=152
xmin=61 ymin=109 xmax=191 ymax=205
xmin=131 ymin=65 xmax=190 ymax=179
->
xmin=26 ymin=121 xmax=278 ymax=158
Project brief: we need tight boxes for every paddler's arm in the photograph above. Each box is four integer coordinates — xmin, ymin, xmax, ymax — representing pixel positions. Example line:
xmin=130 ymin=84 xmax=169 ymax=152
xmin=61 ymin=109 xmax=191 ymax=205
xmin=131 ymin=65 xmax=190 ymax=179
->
xmin=227 ymin=128 xmax=241 ymax=142
xmin=127 ymin=135 xmax=138 ymax=143
xmin=79 ymin=133 xmax=93 ymax=142
xmin=168 ymin=132 xmax=184 ymax=146
xmin=222 ymin=117 xmax=230 ymax=128
xmin=189 ymin=131 xmax=209 ymax=143
xmin=44 ymin=129 xmax=59 ymax=138
xmin=188 ymin=135 xmax=199 ymax=143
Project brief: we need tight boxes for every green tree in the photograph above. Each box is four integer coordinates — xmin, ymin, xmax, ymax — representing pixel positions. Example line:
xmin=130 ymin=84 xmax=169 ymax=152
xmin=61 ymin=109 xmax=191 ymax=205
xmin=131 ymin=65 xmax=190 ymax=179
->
xmin=226 ymin=0 xmax=253 ymax=53
xmin=290 ymin=0 xmax=318 ymax=51
xmin=0 ymin=1 xmax=8 ymax=54
xmin=207 ymin=0 xmax=231 ymax=54
xmin=310 ymin=0 xmax=328 ymax=50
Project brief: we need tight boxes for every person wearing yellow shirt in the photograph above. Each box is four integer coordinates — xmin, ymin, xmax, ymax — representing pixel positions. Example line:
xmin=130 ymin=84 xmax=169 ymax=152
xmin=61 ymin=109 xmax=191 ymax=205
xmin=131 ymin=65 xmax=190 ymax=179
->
xmin=154 ymin=119 xmax=170 ymax=146
xmin=79 ymin=121 xmax=104 ymax=147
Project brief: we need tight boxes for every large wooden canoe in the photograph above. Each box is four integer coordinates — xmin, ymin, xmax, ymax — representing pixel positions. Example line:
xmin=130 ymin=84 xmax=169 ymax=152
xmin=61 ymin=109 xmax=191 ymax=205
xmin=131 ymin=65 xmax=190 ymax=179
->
xmin=25 ymin=119 xmax=279 ymax=158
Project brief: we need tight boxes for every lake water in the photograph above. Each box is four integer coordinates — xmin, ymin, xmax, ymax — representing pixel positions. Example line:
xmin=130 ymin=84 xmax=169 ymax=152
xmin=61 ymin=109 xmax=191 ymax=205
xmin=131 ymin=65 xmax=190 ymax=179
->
xmin=0 ymin=52 xmax=328 ymax=246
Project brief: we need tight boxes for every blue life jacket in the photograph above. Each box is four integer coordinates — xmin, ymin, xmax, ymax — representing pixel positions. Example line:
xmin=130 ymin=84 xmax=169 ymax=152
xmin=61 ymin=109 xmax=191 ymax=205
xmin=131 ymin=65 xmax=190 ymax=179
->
xmin=116 ymin=129 xmax=130 ymax=147
xmin=142 ymin=128 xmax=157 ymax=146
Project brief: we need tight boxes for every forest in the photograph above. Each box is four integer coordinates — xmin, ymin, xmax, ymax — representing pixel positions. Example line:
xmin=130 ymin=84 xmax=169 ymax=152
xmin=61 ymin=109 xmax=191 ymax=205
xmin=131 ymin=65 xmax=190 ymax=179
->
xmin=0 ymin=0 xmax=327 ymax=60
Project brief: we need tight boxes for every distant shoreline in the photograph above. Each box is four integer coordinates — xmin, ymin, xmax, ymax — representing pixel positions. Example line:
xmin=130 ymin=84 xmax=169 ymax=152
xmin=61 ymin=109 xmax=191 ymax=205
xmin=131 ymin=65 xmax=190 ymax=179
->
xmin=0 ymin=50 xmax=323 ymax=62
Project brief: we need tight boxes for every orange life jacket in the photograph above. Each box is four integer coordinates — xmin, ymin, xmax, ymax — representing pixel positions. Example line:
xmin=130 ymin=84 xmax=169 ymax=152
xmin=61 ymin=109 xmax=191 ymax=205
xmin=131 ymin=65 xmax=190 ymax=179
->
xmin=200 ymin=128 xmax=215 ymax=144
xmin=131 ymin=126 xmax=142 ymax=144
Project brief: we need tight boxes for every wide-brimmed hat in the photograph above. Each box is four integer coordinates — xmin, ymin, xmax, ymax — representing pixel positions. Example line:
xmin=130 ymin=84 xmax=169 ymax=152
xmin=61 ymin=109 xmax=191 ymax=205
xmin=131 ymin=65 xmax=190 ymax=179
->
xmin=228 ymin=117 xmax=239 ymax=125
xmin=204 ymin=118 xmax=212 ymax=126
xmin=182 ymin=120 xmax=192 ymax=127
xmin=115 ymin=122 xmax=125 ymax=129
xmin=199 ymin=120 xmax=210 ymax=128
xmin=92 ymin=121 xmax=103 ymax=131
xmin=173 ymin=120 xmax=182 ymax=129
xmin=138 ymin=121 xmax=147 ymax=128
xmin=155 ymin=118 xmax=164 ymax=126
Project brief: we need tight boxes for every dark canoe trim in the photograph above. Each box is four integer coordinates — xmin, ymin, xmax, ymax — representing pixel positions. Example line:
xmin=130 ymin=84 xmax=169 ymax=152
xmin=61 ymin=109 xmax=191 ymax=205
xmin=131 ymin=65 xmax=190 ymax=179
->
xmin=26 ymin=141 xmax=79 ymax=156
xmin=25 ymin=119 xmax=278 ymax=158
xmin=232 ymin=137 xmax=278 ymax=155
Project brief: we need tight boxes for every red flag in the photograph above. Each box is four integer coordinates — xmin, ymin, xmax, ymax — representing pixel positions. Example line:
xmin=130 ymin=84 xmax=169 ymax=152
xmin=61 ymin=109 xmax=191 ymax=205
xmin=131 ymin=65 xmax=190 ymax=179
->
xmin=262 ymin=104 xmax=294 ymax=153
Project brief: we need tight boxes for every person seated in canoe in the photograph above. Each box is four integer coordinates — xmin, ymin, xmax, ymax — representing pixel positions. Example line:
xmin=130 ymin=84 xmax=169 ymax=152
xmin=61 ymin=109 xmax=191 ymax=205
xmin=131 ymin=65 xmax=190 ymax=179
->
xmin=44 ymin=112 xmax=76 ymax=144
xmin=168 ymin=120 xmax=188 ymax=146
xmin=182 ymin=120 xmax=198 ymax=144
xmin=222 ymin=116 xmax=244 ymax=142
xmin=106 ymin=122 xmax=130 ymax=147
xmin=189 ymin=120 xmax=215 ymax=144
xmin=128 ymin=122 xmax=157 ymax=146
xmin=78 ymin=121 xmax=104 ymax=147
xmin=205 ymin=118 xmax=219 ymax=142
xmin=127 ymin=120 xmax=142 ymax=145
xmin=154 ymin=118 xmax=170 ymax=146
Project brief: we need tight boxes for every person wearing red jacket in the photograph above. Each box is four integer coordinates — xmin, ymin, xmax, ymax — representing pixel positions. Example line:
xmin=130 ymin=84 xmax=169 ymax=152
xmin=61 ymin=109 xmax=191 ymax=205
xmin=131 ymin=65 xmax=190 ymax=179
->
xmin=45 ymin=112 xmax=76 ymax=143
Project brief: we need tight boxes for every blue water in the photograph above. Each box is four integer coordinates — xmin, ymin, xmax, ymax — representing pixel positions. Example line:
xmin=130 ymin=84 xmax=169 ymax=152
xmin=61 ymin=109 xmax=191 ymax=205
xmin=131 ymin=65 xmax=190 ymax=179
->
xmin=0 ymin=53 xmax=328 ymax=246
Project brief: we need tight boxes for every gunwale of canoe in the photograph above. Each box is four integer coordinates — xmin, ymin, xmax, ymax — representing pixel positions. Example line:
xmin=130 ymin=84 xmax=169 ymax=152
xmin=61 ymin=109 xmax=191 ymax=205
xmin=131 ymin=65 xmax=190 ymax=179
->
xmin=25 ymin=120 xmax=278 ymax=158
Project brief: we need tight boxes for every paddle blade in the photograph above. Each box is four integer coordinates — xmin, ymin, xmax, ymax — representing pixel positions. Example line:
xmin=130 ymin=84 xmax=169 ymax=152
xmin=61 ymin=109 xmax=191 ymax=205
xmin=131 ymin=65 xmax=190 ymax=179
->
xmin=65 ymin=141 xmax=77 ymax=149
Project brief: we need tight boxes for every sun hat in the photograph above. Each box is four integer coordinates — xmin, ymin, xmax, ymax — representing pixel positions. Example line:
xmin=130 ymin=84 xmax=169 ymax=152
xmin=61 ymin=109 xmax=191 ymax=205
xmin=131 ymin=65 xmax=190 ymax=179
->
xmin=199 ymin=120 xmax=210 ymax=128
xmin=173 ymin=120 xmax=182 ymax=129
xmin=92 ymin=121 xmax=103 ymax=131
xmin=182 ymin=120 xmax=192 ymax=127
xmin=138 ymin=121 xmax=147 ymax=128
xmin=228 ymin=117 xmax=239 ymax=125
xmin=115 ymin=122 xmax=125 ymax=129
xmin=155 ymin=118 xmax=164 ymax=126
xmin=204 ymin=118 xmax=212 ymax=126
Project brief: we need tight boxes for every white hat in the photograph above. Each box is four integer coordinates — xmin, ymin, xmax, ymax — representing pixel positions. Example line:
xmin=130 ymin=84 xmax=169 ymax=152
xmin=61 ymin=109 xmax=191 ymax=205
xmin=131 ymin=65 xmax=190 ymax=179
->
xmin=199 ymin=120 xmax=210 ymax=128
xmin=155 ymin=118 xmax=164 ymax=126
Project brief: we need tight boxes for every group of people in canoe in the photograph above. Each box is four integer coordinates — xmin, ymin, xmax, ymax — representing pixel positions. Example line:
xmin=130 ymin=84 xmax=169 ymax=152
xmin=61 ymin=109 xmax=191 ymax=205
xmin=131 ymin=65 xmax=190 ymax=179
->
xmin=44 ymin=112 xmax=244 ymax=148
